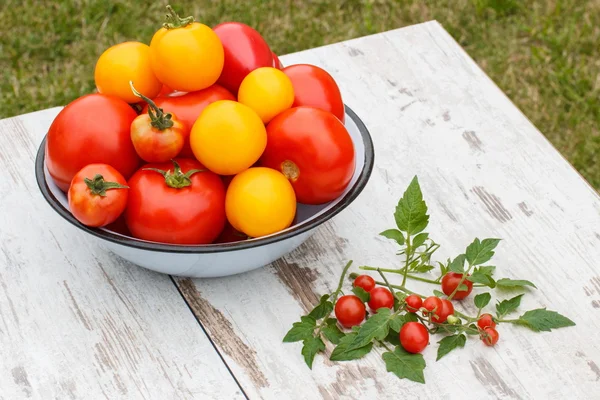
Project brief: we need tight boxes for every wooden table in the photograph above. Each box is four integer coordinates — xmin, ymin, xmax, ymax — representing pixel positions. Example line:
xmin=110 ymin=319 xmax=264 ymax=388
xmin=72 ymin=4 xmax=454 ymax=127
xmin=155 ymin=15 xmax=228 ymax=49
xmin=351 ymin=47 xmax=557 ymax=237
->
xmin=1 ymin=21 xmax=599 ymax=399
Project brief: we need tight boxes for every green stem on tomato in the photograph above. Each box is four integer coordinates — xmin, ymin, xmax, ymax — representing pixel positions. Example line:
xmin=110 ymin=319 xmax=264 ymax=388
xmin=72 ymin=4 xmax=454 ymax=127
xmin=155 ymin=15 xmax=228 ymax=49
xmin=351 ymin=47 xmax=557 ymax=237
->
xmin=496 ymin=318 xmax=519 ymax=324
xmin=377 ymin=339 xmax=394 ymax=352
xmin=376 ymin=268 xmax=396 ymax=298
xmin=360 ymin=266 xmax=441 ymax=285
xmin=401 ymin=236 xmax=412 ymax=287
xmin=162 ymin=5 xmax=195 ymax=29
xmin=332 ymin=261 xmax=353 ymax=302
xmin=129 ymin=81 xmax=174 ymax=130
xmin=447 ymin=264 xmax=474 ymax=301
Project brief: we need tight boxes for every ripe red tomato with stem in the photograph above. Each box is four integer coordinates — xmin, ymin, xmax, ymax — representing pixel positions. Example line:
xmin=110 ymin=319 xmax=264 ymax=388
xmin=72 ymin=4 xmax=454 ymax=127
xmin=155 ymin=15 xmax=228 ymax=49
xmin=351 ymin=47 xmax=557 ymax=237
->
xmin=422 ymin=296 xmax=443 ymax=318
xmin=481 ymin=327 xmax=499 ymax=346
xmin=46 ymin=93 xmax=141 ymax=192
xmin=335 ymin=295 xmax=366 ymax=328
xmin=441 ymin=272 xmax=474 ymax=300
xmin=353 ymin=275 xmax=375 ymax=292
xmin=478 ymin=313 xmax=496 ymax=330
xmin=367 ymin=287 xmax=394 ymax=312
xmin=260 ymin=107 xmax=355 ymax=205
xmin=125 ymin=158 xmax=226 ymax=244
xmin=405 ymin=294 xmax=423 ymax=312
xmin=68 ymin=164 xmax=129 ymax=227
xmin=432 ymin=299 xmax=454 ymax=323
xmin=400 ymin=322 xmax=429 ymax=354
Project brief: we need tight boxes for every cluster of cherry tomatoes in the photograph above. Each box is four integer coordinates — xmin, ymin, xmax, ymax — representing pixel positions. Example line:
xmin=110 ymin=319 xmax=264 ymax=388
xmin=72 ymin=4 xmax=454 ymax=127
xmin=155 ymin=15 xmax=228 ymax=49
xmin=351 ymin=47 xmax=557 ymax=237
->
xmin=45 ymin=6 xmax=355 ymax=245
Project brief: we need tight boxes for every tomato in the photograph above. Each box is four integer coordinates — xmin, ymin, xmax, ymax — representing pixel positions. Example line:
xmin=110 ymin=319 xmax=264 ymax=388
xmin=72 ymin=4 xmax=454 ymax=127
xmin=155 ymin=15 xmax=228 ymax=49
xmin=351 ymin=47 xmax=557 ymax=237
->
xmin=156 ymin=84 xmax=174 ymax=98
xmin=146 ymin=85 xmax=235 ymax=157
xmin=214 ymin=221 xmax=248 ymax=244
xmin=481 ymin=327 xmax=499 ymax=346
xmin=272 ymin=52 xmax=283 ymax=70
xmin=400 ymin=322 xmax=429 ymax=354
xmin=353 ymin=275 xmax=375 ymax=292
xmin=367 ymin=287 xmax=394 ymax=312
xmin=334 ymin=295 xmax=366 ymax=328
xmin=238 ymin=67 xmax=294 ymax=123
xmin=283 ymin=64 xmax=345 ymax=123
xmin=95 ymin=41 xmax=162 ymax=104
xmin=225 ymin=167 xmax=296 ymax=238
xmin=477 ymin=314 xmax=496 ymax=330
xmin=190 ymin=100 xmax=266 ymax=175
xmin=46 ymin=93 xmax=140 ymax=192
xmin=213 ymin=22 xmax=274 ymax=94
xmin=260 ymin=107 xmax=355 ymax=204
xmin=433 ymin=299 xmax=454 ymax=323
xmin=405 ymin=295 xmax=423 ymax=313
xmin=130 ymin=83 xmax=185 ymax=162
xmin=150 ymin=6 xmax=224 ymax=92
xmin=441 ymin=272 xmax=474 ymax=300
xmin=68 ymin=164 xmax=129 ymax=227
xmin=422 ymin=296 xmax=443 ymax=319
xmin=125 ymin=159 xmax=225 ymax=244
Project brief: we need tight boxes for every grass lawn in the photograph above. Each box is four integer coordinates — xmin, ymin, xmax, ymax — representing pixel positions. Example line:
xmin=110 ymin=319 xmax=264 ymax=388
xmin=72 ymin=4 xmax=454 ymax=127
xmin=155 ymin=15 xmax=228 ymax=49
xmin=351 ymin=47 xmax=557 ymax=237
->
xmin=1 ymin=0 xmax=599 ymax=187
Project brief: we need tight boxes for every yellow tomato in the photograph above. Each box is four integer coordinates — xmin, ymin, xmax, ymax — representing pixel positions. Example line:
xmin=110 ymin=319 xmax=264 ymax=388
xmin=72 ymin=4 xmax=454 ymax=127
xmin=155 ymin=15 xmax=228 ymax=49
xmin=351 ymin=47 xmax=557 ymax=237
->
xmin=190 ymin=100 xmax=266 ymax=175
xmin=226 ymin=167 xmax=296 ymax=238
xmin=237 ymin=67 xmax=294 ymax=123
xmin=150 ymin=8 xmax=224 ymax=92
xmin=94 ymin=41 xmax=162 ymax=103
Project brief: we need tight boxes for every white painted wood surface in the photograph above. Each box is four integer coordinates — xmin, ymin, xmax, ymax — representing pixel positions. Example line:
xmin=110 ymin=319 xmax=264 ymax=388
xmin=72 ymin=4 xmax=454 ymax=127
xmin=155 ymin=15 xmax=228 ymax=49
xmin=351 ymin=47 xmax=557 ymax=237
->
xmin=0 ymin=109 xmax=244 ymax=399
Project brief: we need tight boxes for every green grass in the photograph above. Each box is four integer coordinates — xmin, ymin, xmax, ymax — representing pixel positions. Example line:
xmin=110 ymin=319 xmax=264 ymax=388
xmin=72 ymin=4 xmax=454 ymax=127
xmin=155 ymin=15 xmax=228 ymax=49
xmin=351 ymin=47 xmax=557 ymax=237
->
xmin=1 ymin=0 xmax=599 ymax=187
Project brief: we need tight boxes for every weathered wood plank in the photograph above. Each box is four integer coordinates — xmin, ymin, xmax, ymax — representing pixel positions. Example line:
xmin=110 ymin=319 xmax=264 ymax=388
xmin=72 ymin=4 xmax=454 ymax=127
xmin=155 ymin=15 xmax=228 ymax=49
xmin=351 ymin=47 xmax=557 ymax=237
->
xmin=176 ymin=21 xmax=600 ymax=399
xmin=0 ymin=109 xmax=244 ymax=399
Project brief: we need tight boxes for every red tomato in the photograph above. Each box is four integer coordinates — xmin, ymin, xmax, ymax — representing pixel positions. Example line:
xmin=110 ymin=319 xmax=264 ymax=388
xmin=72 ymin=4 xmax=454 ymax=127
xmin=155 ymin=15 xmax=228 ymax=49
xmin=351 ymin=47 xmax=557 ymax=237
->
xmin=334 ymin=295 xmax=366 ymax=328
xmin=283 ymin=64 xmax=345 ymax=123
xmin=441 ymin=272 xmax=474 ymax=300
xmin=477 ymin=314 xmax=496 ymax=330
xmin=46 ymin=94 xmax=140 ymax=192
xmin=272 ymin=52 xmax=283 ymax=70
xmin=422 ymin=296 xmax=443 ymax=318
xmin=155 ymin=84 xmax=174 ymax=98
xmin=400 ymin=322 xmax=429 ymax=354
xmin=125 ymin=158 xmax=226 ymax=244
xmin=146 ymin=85 xmax=235 ymax=157
xmin=481 ymin=327 xmax=499 ymax=346
xmin=260 ymin=107 xmax=355 ymax=205
xmin=68 ymin=164 xmax=129 ymax=227
xmin=214 ymin=221 xmax=248 ymax=244
xmin=367 ymin=287 xmax=394 ymax=312
xmin=353 ymin=275 xmax=375 ymax=292
xmin=213 ymin=22 xmax=274 ymax=94
xmin=405 ymin=295 xmax=423 ymax=312
xmin=432 ymin=299 xmax=455 ymax=323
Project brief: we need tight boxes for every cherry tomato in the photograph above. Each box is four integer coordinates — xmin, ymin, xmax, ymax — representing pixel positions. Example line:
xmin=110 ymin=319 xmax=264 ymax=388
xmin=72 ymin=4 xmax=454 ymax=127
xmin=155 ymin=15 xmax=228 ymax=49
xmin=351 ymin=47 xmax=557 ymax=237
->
xmin=150 ymin=6 xmax=224 ymax=92
xmin=155 ymin=84 xmax=174 ymax=98
xmin=405 ymin=295 xmax=423 ymax=313
xmin=334 ymin=295 xmax=366 ymax=328
xmin=441 ymin=272 xmax=474 ymax=300
xmin=433 ymin=299 xmax=455 ymax=323
xmin=272 ymin=52 xmax=284 ymax=70
xmin=147 ymin=85 xmax=235 ymax=157
xmin=260 ymin=107 xmax=355 ymax=205
xmin=125 ymin=159 xmax=226 ymax=244
xmin=213 ymin=22 xmax=274 ymax=94
xmin=238 ymin=67 xmax=294 ymax=123
xmin=225 ymin=167 xmax=296 ymax=238
xmin=68 ymin=164 xmax=129 ymax=227
xmin=422 ymin=296 xmax=443 ymax=319
xmin=367 ymin=287 xmax=394 ymax=312
xmin=400 ymin=322 xmax=429 ymax=354
xmin=477 ymin=313 xmax=496 ymax=330
xmin=353 ymin=275 xmax=375 ymax=292
xmin=190 ymin=100 xmax=266 ymax=175
xmin=46 ymin=93 xmax=141 ymax=192
xmin=481 ymin=327 xmax=499 ymax=346
xmin=95 ymin=41 xmax=162 ymax=104
xmin=283 ymin=64 xmax=345 ymax=123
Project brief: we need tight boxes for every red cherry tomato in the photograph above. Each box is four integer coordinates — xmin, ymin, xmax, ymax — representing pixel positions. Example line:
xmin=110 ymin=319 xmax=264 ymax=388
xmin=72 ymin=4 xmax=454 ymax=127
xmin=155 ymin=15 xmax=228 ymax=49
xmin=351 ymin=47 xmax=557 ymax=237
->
xmin=46 ymin=93 xmax=140 ymax=192
xmin=481 ymin=327 xmax=499 ymax=346
xmin=477 ymin=313 xmax=496 ymax=330
xmin=353 ymin=275 xmax=375 ymax=292
xmin=422 ymin=296 xmax=443 ymax=319
xmin=400 ymin=322 xmax=429 ymax=354
xmin=125 ymin=158 xmax=226 ymax=244
xmin=405 ymin=295 xmax=423 ymax=313
xmin=272 ymin=52 xmax=283 ymax=70
xmin=260 ymin=107 xmax=355 ymax=205
xmin=68 ymin=164 xmax=129 ymax=227
xmin=213 ymin=22 xmax=273 ymax=94
xmin=283 ymin=64 xmax=345 ymax=123
xmin=367 ymin=287 xmax=394 ymax=312
xmin=334 ymin=295 xmax=366 ymax=328
xmin=441 ymin=272 xmax=474 ymax=300
xmin=146 ymin=85 xmax=235 ymax=157
xmin=433 ymin=299 xmax=455 ymax=323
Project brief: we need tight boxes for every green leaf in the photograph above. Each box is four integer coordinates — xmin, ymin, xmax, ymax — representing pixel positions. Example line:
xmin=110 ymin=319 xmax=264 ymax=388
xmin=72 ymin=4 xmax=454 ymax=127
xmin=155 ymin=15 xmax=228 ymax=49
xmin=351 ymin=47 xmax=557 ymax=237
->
xmin=414 ymin=264 xmax=435 ymax=273
xmin=475 ymin=266 xmax=496 ymax=276
xmin=437 ymin=261 xmax=448 ymax=277
xmin=412 ymin=233 xmax=429 ymax=248
xmin=394 ymin=176 xmax=429 ymax=235
xmin=466 ymin=324 xmax=480 ymax=335
xmin=322 ymin=325 xmax=345 ymax=344
xmin=384 ymin=329 xmax=401 ymax=346
xmin=382 ymin=346 xmax=426 ymax=384
xmin=380 ymin=229 xmax=405 ymax=245
xmin=496 ymin=278 xmax=537 ymax=289
xmin=465 ymin=238 xmax=501 ymax=266
xmin=457 ymin=284 xmax=469 ymax=291
xmin=474 ymin=292 xmax=492 ymax=309
xmin=496 ymin=294 xmax=524 ymax=318
xmin=301 ymin=336 xmax=325 ymax=369
xmin=449 ymin=254 xmax=466 ymax=273
xmin=436 ymin=334 xmax=466 ymax=361
xmin=517 ymin=309 xmax=575 ymax=332
xmin=404 ymin=312 xmax=419 ymax=322
xmin=433 ymin=289 xmax=445 ymax=298
xmin=283 ymin=316 xmax=316 ymax=342
xmin=346 ymin=308 xmax=393 ymax=351
xmin=351 ymin=286 xmax=370 ymax=303
xmin=468 ymin=272 xmax=496 ymax=288
xmin=308 ymin=300 xmax=334 ymax=320
xmin=389 ymin=314 xmax=405 ymax=332
xmin=330 ymin=333 xmax=373 ymax=361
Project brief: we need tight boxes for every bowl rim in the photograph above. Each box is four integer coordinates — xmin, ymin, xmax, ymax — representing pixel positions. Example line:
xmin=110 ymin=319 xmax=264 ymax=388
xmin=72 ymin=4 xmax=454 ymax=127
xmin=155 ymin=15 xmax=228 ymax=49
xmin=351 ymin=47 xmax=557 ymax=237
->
xmin=35 ymin=105 xmax=375 ymax=253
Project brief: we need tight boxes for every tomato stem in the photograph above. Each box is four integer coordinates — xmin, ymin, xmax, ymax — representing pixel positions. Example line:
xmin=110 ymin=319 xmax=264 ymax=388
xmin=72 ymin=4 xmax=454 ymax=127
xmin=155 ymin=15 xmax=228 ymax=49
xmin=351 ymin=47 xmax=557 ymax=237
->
xmin=360 ymin=266 xmax=440 ymax=285
xmin=162 ymin=5 xmax=194 ymax=29
xmin=129 ymin=81 xmax=174 ymax=130
xmin=331 ymin=261 xmax=353 ymax=303
xmin=144 ymin=160 xmax=205 ymax=189
xmin=84 ymin=174 xmax=129 ymax=196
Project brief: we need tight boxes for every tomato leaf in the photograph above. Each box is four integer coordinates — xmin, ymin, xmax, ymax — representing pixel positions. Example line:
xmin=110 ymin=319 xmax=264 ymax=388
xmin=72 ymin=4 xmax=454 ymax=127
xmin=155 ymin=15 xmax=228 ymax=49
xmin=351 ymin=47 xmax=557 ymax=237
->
xmin=433 ymin=289 xmax=445 ymax=298
xmin=496 ymin=278 xmax=537 ymax=289
xmin=437 ymin=261 xmax=449 ymax=277
xmin=468 ymin=272 xmax=496 ymax=288
xmin=283 ymin=316 xmax=316 ymax=343
xmin=475 ymin=266 xmax=496 ymax=276
xmin=380 ymin=229 xmax=405 ymax=245
xmin=301 ymin=335 xmax=325 ymax=369
xmin=436 ymin=334 xmax=466 ymax=361
xmin=516 ymin=309 xmax=575 ymax=332
xmin=384 ymin=328 xmax=402 ymax=346
xmin=449 ymin=254 xmax=466 ymax=273
xmin=322 ymin=324 xmax=345 ymax=345
xmin=457 ymin=284 xmax=469 ymax=291
xmin=465 ymin=238 xmax=501 ymax=266
xmin=412 ymin=232 xmax=429 ymax=249
xmin=308 ymin=295 xmax=334 ymax=320
xmin=389 ymin=314 xmax=405 ymax=332
xmin=495 ymin=294 xmax=524 ymax=318
xmin=351 ymin=286 xmax=370 ymax=303
xmin=394 ymin=176 xmax=429 ymax=235
xmin=329 ymin=333 xmax=374 ymax=361
xmin=414 ymin=264 xmax=435 ymax=273
xmin=474 ymin=292 xmax=491 ymax=309
xmin=346 ymin=308 xmax=393 ymax=351
xmin=382 ymin=346 xmax=426 ymax=384
xmin=404 ymin=312 xmax=419 ymax=323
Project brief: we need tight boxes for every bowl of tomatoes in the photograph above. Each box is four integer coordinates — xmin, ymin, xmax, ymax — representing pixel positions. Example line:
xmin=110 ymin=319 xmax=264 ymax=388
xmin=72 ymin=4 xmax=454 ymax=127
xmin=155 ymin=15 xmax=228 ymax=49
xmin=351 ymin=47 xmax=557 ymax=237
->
xmin=34 ymin=7 xmax=374 ymax=278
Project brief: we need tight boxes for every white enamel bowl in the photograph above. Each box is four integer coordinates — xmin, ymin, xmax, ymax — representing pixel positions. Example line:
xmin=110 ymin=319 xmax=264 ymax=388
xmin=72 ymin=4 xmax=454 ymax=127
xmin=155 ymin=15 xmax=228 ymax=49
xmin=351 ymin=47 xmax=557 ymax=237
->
xmin=35 ymin=106 xmax=374 ymax=278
